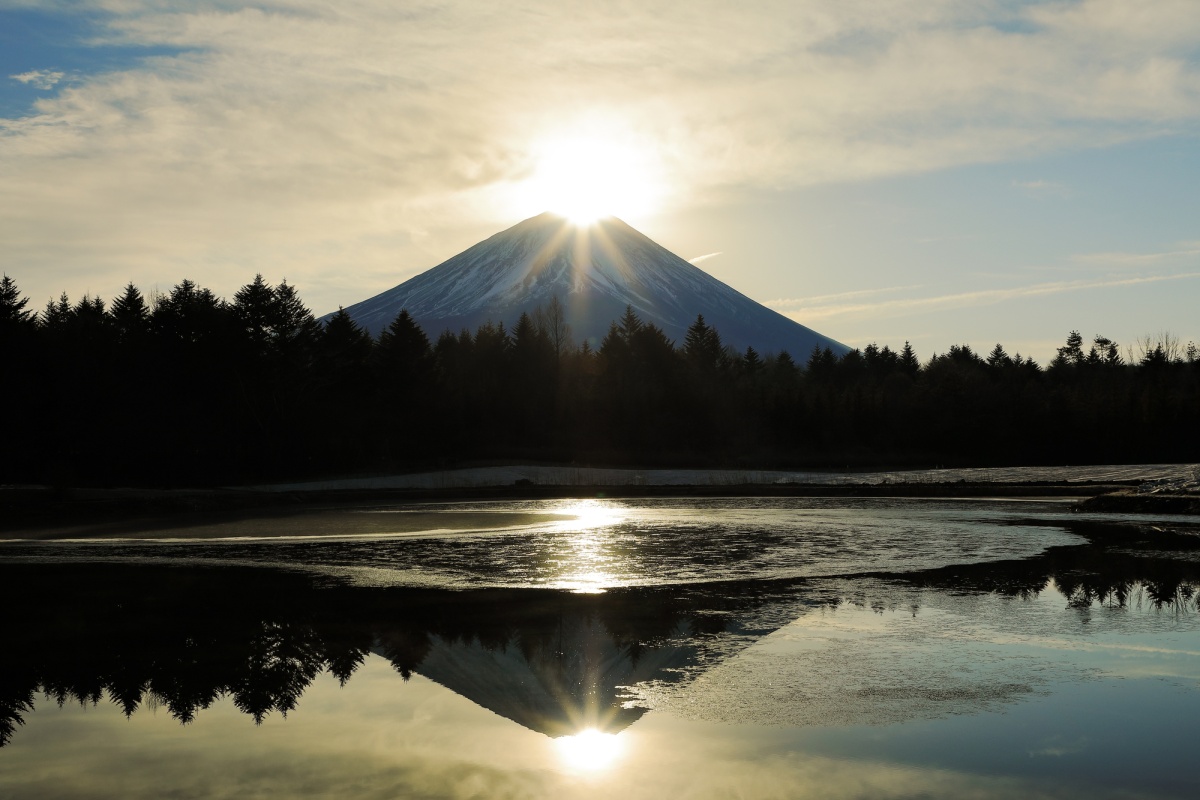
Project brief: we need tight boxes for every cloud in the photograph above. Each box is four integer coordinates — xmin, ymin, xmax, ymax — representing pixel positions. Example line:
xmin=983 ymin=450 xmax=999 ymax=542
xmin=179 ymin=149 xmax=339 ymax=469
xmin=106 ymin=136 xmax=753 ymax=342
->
xmin=9 ymin=69 xmax=65 ymax=90
xmin=1 ymin=1 xmax=1199 ymax=311
xmin=687 ymin=252 xmax=723 ymax=265
xmin=783 ymin=272 xmax=1200 ymax=322
xmin=1071 ymin=247 xmax=1200 ymax=265
xmin=766 ymin=284 xmax=923 ymax=310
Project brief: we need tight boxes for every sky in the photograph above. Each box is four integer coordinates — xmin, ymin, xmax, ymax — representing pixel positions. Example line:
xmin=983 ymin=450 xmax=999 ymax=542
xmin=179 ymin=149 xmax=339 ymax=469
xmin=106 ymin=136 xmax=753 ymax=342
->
xmin=1 ymin=0 xmax=1198 ymax=362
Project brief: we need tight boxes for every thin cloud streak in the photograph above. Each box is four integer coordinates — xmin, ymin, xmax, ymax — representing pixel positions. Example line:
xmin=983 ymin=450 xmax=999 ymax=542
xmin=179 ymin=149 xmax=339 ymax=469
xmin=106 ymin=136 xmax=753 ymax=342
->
xmin=786 ymin=272 xmax=1200 ymax=322
xmin=766 ymin=284 xmax=923 ymax=310
xmin=687 ymin=252 xmax=723 ymax=265
xmin=1071 ymin=248 xmax=1200 ymax=265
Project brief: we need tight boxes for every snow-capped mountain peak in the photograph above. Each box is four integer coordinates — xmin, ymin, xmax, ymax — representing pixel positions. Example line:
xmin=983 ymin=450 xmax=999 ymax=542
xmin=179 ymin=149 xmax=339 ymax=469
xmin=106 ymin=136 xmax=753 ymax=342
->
xmin=335 ymin=213 xmax=848 ymax=357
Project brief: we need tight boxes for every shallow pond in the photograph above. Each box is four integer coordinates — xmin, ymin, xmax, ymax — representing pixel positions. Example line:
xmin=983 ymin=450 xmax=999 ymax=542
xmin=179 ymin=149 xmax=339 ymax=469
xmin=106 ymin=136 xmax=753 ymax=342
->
xmin=2 ymin=498 xmax=1199 ymax=798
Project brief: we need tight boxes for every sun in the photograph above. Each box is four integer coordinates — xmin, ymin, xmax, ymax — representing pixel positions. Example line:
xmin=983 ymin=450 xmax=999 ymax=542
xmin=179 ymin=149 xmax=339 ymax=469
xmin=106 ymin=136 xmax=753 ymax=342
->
xmin=512 ymin=130 xmax=665 ymax=225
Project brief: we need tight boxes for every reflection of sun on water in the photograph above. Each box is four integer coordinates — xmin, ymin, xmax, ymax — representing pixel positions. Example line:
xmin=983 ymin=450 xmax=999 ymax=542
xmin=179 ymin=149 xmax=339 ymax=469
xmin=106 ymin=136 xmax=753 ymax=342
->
xmin=552 ymin=500 xmax=626 ymax=593
xmin=555 ymin=729 xmax=625 ymax=772
xmin=555 ymin=499 xmax=624 ymax=532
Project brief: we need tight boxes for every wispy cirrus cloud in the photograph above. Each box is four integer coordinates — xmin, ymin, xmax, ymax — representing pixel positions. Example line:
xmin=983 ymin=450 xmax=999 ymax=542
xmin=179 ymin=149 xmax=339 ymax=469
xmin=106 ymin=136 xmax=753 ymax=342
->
xmin=782 ymin=272 xmax=1200 ymax=323
xmin=1071 ymin=247 xmax=1200 ymax=266
xmin=766 ymin=284 xmax=923 ymax=311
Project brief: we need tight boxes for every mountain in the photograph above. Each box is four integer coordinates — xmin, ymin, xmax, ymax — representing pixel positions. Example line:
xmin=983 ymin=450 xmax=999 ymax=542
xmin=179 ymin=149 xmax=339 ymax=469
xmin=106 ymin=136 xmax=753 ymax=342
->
xmin=336 ymin=212 xmax=848 ymax=357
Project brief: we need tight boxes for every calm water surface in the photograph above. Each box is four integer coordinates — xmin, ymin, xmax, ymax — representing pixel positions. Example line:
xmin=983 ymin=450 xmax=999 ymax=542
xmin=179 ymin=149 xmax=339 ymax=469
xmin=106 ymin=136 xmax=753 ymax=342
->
xmin=2 ymin=498 xmax=1199 ymax=798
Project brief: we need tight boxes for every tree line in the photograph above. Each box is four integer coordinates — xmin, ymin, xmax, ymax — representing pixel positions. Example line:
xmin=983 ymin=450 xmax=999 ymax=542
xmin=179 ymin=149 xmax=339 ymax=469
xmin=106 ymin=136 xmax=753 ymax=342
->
xmin=1 ymin=273 xmax=1196 ymax=486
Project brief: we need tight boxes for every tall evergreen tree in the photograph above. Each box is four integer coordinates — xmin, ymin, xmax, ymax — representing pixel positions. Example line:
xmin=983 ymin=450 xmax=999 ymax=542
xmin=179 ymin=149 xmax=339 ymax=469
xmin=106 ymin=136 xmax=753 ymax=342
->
xmin=375 ymin=310 xmax=432 ymax=377
xmin=232 ymin=274 xmax=276 ymax=353
xmin=899 ymin=341 xmax=919 ymax=378
xmin=0 ymin=275 xmax=34 ymax=328
xmin=986 ymin=343 xmax=1011 ymax=368
xmin=617 ymin=305 xmax=643 ymax=341
xmin=41 ymin=293 xmax=72 ymax=329
xmin=108 ymin=283 xmax=151 ymax=342
xmin=683 ymin=314 xmax=721 ymax=371
xmin=271 ymin=280 xmax=321 ymax=353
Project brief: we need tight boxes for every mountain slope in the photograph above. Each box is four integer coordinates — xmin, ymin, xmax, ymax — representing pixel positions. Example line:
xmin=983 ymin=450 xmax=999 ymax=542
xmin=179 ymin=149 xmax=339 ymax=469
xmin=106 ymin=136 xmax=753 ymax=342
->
xmin=337 ymin=213 xmax=848 ymax=357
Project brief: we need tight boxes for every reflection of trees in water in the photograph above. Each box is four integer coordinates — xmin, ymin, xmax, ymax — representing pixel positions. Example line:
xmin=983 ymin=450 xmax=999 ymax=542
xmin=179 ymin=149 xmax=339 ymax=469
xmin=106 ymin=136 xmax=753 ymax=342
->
xmin=0 ymin=564 xmax=739 ymax=745
xmin=2 ymin=519 xmax=1198 ymax=746
xmin=888 ymin=519 xmax=1200 ymax=614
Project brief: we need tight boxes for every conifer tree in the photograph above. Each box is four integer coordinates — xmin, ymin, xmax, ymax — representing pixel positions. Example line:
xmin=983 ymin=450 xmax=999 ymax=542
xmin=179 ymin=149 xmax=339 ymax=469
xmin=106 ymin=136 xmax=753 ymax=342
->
xmin=41 ymin=293 xmax=72 ymax=329
xmin=108 ymin=283 xmax=151 ymax=341
xmin=376 ymin=310 xmax=432 ymax=376
xmin=320 ymin=307 xmax=373 ymax=362
xmin=271 ymin=280 xmax=321 ymax=353
xmin=986 ymin=343 xmax=1011 ymax=368
xmin=899 ymin=341 xmax=919 ymax=378
xmin=232 ymin=274 xmax=275 ymax=352
xmin=617 ymin=305 xmax=643 ymax=341
xmin=0 ymin=275 xmax=34 ymax=328
xmin=683 ymin=314 xmax=721 ymax=371
xmin=1052 ymin=330 xmax=1085 ymax=368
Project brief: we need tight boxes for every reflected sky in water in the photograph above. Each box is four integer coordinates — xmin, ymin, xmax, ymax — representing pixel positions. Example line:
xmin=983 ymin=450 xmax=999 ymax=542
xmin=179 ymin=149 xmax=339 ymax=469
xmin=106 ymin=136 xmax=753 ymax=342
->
xmin=3 ymin=499 xmax=1200 ymax=798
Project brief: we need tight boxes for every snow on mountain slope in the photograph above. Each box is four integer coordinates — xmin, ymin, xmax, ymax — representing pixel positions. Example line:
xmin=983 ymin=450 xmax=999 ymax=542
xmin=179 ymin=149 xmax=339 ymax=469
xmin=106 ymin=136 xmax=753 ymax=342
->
xmin=336 ymin=213 xmax=849 ymax=357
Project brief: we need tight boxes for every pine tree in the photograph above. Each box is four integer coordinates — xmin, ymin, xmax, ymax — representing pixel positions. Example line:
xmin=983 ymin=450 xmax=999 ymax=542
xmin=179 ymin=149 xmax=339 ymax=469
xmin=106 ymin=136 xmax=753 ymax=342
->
xmin=232 ymin=274 xmax=275 ymax=352
xmin=376 ymin=310 xmax=432 ymax=375
xmin=617 ymin=306 xmax=643 ymax=341
xmin=271 ymin=280 xmax=321 ymax=352
xmin=986 ymin=343 xmax=1011 ymax=368
xmin=899 ymin=341 xmax=919 ymax=378
xmin=0 ymin=275 xmax=34 ymax=327
xmin=1053 ymin=330 xmax=1085 ymax=368
xmin=41 ymin=293 xmax=72 ymax=329
xmin=683 ymin=314 xmax=721 ymax=371
xmin=108 ymin=283 xmax=150 ymax=341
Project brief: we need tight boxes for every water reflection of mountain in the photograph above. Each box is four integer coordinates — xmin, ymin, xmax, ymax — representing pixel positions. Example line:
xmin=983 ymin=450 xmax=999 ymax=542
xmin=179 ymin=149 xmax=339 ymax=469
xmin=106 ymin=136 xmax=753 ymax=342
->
xmin=2 ymin=516 xmax=1198 ymax=747
xmin=404 ymin=619 xmax=697 ymax=736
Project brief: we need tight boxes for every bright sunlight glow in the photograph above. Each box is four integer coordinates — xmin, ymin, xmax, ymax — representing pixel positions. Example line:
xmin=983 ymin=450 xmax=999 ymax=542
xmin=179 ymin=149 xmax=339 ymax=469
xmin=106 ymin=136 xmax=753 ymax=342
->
xmin=555 ymin=729 xmax=625 ymax=771
xmin=512 ymin=129 xmax=665 ymax=225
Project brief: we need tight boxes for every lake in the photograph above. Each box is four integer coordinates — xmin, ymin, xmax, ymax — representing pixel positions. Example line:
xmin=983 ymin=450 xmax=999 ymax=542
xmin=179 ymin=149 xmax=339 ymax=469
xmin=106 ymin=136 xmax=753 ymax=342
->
xmin=3 ymin=497 xmax=1199 ymax=798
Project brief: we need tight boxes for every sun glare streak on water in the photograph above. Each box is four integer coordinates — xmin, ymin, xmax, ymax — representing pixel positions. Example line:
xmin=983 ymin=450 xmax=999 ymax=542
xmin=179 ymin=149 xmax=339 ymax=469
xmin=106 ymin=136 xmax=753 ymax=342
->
xmin=555 ymin=729 xmax=625 ymax=772
xmin=553 ymin=499 xmax=626 ymax=532
xmin=546 ymin=500 xmax=627 ymax=592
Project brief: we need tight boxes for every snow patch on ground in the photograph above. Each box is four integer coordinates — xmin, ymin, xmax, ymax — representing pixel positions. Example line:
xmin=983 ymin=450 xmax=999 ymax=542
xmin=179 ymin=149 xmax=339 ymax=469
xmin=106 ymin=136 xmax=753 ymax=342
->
xmin=254 ymin=463 xmax=1198 ymax=493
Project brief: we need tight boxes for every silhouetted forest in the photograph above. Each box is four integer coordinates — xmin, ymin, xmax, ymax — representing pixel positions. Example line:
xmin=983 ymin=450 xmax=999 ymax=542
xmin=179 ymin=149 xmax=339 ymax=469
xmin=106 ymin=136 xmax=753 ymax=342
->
xmin=2 ymin=274 xmax=1197 ymax=486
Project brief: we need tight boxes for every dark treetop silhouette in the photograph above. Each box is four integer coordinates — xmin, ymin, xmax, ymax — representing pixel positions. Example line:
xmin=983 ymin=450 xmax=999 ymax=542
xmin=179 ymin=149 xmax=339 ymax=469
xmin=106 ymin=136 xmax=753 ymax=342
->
xmin=0 ymin=273 xmax=1197 ymax=487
